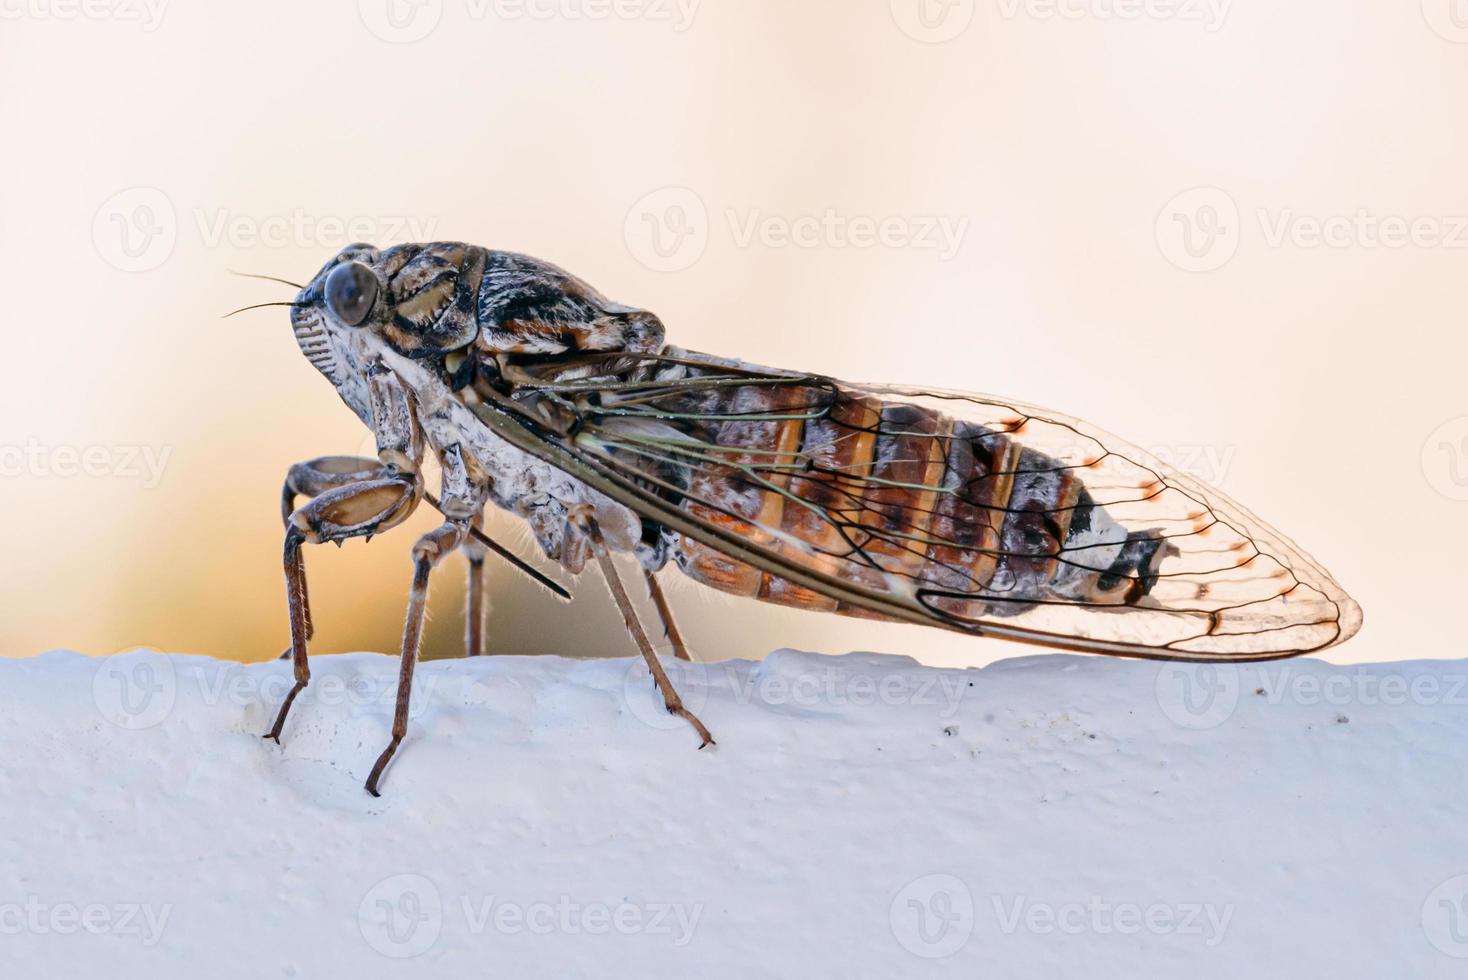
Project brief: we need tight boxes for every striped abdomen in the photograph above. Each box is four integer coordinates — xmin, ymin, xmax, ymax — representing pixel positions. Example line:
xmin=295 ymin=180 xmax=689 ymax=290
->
xmin=667 ymin=381 xmax=1138 ymax=621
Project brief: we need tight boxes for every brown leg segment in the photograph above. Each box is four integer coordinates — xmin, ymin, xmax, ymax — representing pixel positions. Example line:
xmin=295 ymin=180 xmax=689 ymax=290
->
xmin=463 ymin=514 xmax=489 ymax=658
xmin=570 ymin=509 xmax=714 ymax=749
xmin=366 ymin=522 xmax=468 ymax=797
xmin=275 ymin=457 xmax=397 ymax=660
xmin=643 ymin=569 xmax=693 ymax=662
xmin=263 ymin=467 xmax=422 ymax=743
xmin=265 ymin=525 xmax=311 ymax=741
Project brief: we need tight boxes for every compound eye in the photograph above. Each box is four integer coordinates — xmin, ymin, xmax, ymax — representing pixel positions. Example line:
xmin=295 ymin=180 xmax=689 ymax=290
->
xmin=324 ymin=261 xmax=379 ymax=327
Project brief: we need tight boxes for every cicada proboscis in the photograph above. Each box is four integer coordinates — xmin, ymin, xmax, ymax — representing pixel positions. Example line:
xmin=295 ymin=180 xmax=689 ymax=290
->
xmin=251 ymin=242 xmax=1361 ymax=795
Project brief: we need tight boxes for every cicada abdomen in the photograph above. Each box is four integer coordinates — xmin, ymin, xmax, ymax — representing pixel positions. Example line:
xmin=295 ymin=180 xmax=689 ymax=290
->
xmin=641 ymin=360 xmax=1167 ymax=625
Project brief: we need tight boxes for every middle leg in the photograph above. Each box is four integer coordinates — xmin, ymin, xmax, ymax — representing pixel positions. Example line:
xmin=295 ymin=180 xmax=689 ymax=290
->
xmin=365 ymin=521 xmax=469 ymax=796
xmin=462 ymin=513 xmax=490 ymax=658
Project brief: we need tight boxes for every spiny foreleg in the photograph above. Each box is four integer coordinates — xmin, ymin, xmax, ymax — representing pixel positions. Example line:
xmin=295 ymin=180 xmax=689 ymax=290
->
xmin=265 ymin=466 xmax=422 ymax=741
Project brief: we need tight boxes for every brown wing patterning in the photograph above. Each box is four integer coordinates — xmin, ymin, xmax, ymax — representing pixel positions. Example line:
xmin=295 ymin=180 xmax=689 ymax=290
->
xmin=663 ymin=374 xmax=1154 ymax=622
xmin=497 ymin=349 xmax=1360 ymax=661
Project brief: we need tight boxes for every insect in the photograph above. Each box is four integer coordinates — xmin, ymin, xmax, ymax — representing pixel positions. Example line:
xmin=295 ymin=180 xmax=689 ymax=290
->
xmin=251 ymin=242 xmax=1361 ymax=795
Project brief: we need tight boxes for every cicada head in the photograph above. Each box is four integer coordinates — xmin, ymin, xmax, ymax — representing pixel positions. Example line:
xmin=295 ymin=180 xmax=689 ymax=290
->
xmin=295 ymin=242 xmax=666 ymax=365
xmin=295 ymin=242 xmax=479 ymax=355
xmin=289 ymin=243 xmax=386 ymax=425
xmin=289 ymin=241 xmax=672 ymax=440
xmin=289 ymin=242 xmax=492 ymax=416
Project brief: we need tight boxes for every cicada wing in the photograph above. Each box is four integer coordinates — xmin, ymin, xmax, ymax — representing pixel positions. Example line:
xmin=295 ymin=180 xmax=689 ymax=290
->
xmin=845 ymin=384 xmax=1362 ymax=659
xmin=479 ymin=353 xmax=1360 ymax=662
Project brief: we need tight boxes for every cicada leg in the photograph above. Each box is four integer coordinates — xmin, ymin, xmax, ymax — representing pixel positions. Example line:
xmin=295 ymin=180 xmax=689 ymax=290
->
xmin=643 ymin=569 xmax=694 ymax=663
xmin=366 ymin=521 xmax=469 ymax=797
xmin=276 ymin=456 xmax=396 ymax=660
xmin=264 ymin=458 xmax=422 ymax=743
xmin=570 ymin=507 xmax=715 ymax=749
xmin=462 ymin=512 xmax=490 ymax=658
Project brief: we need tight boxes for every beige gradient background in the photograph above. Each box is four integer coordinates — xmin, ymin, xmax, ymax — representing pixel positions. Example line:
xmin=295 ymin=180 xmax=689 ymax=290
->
xmin=0 ymin=1 xmax=1462 ymax=668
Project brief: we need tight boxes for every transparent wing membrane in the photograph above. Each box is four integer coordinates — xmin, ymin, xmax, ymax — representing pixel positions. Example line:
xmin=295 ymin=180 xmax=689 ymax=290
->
xmin=480 ymin=350 xmax=1361 ymax=662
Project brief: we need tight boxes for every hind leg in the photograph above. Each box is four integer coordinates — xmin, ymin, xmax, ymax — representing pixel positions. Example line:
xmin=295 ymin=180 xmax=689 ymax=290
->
xmin=643 ymin=569 xmax=694 ymax=662
xmin=570 ymin=507 xmax=714 ymax=748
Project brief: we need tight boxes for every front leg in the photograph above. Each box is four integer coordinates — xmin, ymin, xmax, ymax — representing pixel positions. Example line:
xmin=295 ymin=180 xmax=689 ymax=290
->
xmin=268 ymin=358 xmax=428 ymax=741
xmin=264 ymin=468 xmax=422 ymax=742
xmin=278 ymin=455 xmax=401 ymax=652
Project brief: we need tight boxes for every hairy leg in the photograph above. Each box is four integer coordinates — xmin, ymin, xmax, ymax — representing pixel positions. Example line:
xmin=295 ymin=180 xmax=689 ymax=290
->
xmin=643 ymin=569 xmax=693 ymax=662
xmin=571 ymin=508 xmax=714 ymax=748
xmin=463 ymin=513 xmax=489 ymax=657
xmin=365 ymin=521 xmax=469 ymax=796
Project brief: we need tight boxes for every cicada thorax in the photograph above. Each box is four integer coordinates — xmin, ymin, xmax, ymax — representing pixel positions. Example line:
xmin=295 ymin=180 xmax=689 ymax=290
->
xmin=376 ymin=243 xmax=485 ymax=356
xmin=474 ymin=251 xmax=665 ymax=356
xmin=374 ymin=243 xmax=666 ymax=360
xmin=665 ymin=374 xmax=1157 ymax=622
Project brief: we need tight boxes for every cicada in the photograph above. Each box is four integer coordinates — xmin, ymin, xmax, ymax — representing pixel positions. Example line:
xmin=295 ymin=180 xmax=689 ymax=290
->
xmin=254 ymin=242 xmax=1361 ymax=795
